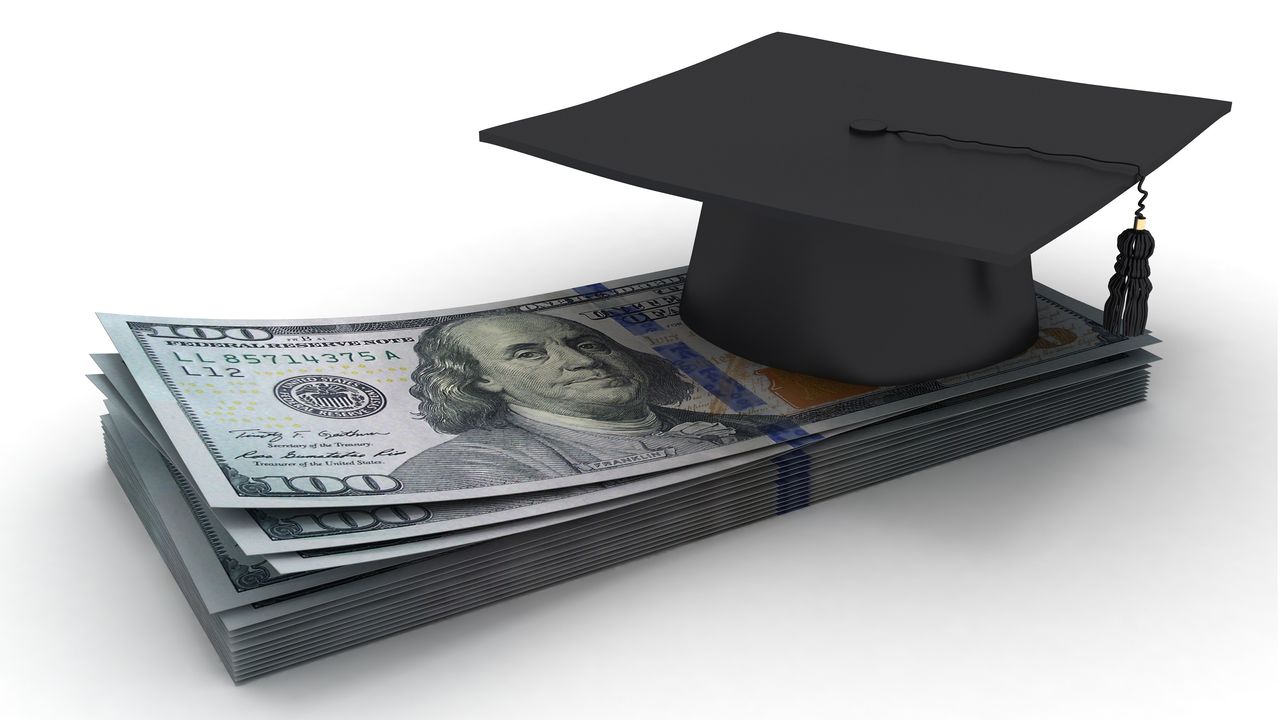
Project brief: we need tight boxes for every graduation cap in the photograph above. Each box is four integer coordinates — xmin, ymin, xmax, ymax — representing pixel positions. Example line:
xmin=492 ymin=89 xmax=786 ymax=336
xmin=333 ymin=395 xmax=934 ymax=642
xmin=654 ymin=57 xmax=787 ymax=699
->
xmin=480 ymin=32 xmax=1230 ymax=385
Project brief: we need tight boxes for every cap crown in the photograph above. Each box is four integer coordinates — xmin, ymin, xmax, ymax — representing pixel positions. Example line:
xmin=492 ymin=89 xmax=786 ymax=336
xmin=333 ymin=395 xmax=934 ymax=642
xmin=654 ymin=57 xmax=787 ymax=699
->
xmin=481 ymin=32 xmax=1230 ymax=263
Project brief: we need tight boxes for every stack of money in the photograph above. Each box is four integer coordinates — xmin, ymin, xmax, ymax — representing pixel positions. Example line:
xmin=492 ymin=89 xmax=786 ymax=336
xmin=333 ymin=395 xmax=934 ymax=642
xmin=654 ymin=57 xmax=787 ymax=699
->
xmin=91 ymin=267 xmax=1156 ymax=682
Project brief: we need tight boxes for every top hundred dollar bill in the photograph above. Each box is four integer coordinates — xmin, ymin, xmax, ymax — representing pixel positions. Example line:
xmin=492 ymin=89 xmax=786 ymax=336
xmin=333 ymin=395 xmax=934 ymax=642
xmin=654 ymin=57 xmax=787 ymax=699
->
xmin=99 ymin=267 xmax=1148 ymax=508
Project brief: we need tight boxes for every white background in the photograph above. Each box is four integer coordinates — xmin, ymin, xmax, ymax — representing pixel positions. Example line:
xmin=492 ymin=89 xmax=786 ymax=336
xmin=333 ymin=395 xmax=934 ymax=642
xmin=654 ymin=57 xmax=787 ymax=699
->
xmin=1 ymin=1 xmax=1275 ymax=717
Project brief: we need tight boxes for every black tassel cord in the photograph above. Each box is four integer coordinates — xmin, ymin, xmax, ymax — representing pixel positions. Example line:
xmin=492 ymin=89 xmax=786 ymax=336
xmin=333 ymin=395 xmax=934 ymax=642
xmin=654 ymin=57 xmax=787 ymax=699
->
xmin=861 ymin=124 xmax=1155 ymax=337
xmin=1100 ymin=178 xmax=1154 ymax=337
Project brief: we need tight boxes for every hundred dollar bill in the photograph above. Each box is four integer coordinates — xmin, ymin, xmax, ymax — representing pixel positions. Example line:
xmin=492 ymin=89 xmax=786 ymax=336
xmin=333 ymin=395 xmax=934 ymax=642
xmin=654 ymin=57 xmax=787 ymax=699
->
xmin=99 ymin=268 xmax=1155 ymax=509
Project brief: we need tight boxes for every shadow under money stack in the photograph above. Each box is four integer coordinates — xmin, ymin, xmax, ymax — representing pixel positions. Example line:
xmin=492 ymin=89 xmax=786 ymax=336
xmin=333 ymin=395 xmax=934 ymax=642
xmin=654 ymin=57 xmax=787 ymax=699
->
xmin=92 ymin=268 xmax=1158 ymax=681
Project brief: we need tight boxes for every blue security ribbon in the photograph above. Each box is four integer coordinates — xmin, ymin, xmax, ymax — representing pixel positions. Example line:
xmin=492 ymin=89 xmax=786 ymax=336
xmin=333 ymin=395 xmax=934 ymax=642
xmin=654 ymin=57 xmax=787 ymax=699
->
xmin=574 ymin=284 xmax=666 ymax=334
xmin=770 ymin=447 xmax=814 ymax=514
xmin=650 ymin=341 xmax=768 ymax=412
xmin=579 ymin=283 xmax=820 ymax=514
xmin=573 ymin=283 xmax=612 ymax=297
xmin=762 ymin=423 xmax=824 ymax=514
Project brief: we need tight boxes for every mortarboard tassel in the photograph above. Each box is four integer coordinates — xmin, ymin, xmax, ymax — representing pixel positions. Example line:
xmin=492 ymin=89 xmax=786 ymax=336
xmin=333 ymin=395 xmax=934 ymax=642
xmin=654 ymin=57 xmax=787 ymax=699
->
xmin=1102 ymin=176 xmax=1154 ymax=336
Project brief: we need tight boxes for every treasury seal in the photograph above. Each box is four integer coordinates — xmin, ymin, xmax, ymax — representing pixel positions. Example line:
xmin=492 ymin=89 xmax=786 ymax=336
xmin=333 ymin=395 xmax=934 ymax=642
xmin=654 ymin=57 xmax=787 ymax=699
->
xmin=273 ymin=375 xmax=387 ymax=419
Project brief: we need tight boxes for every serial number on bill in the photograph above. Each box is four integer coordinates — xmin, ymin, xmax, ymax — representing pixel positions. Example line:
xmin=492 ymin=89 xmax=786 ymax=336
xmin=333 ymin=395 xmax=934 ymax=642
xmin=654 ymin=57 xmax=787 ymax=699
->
xmin=170 ymin=351 xmax=404 ymax=365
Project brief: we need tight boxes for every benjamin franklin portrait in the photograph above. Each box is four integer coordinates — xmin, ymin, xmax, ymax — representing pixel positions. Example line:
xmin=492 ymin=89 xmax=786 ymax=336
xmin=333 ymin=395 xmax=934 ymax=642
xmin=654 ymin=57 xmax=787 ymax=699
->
xmin=391 ymin=312 xmax=779 ymax=490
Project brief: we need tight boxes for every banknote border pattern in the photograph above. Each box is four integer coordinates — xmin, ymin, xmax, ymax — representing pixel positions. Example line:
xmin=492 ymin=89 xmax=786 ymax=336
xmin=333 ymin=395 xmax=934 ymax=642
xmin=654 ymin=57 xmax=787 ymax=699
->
xmin=160 ymin=458 xmax=316 ymax=591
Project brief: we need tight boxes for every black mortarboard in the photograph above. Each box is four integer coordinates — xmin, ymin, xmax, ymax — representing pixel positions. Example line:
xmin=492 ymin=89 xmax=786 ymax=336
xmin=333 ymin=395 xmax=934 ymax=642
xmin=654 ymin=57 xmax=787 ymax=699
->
xmin=480 ymin=32 xmax=1230 ymax=385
